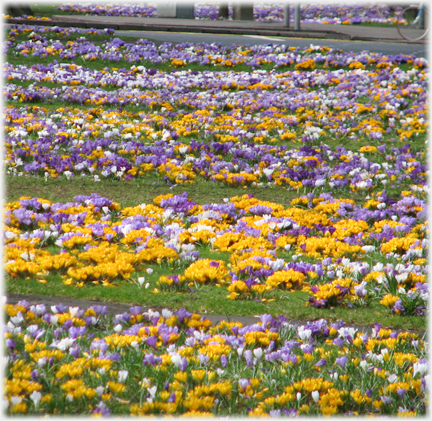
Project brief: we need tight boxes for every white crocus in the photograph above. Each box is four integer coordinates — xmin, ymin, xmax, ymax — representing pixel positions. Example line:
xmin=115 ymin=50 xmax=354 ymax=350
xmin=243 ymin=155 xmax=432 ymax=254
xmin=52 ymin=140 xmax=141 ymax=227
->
xmin=297 ymin=326 xmax=312 ymax=342
xmin=69 ymin=307 xmax=79 ymax=318
xmin=253 ymin=348 xmax=263 ymax=359
xmin=11 ymin=396 xmax=22 ymax=406
xmin=162 ymin=309 xmax=173 ymax=319
xmin=387 ymin=374 xmax=398 ymax=383
xmin=413 ymin=362 xmax=428 ymax=377
xmin=118 ymin=370 xmax=129 ymax=383
xmin=148 ymin=386 xmax=157 ymax=398
xmin=311 ymin=390 xmax=320 ymax=403
xmin=56 ymin=337 xmax=75 ymax=352
xmin=29 ymin=391 xmax=42 ymax=407
xmin=171 ymin=353 xmax=181 ymax=368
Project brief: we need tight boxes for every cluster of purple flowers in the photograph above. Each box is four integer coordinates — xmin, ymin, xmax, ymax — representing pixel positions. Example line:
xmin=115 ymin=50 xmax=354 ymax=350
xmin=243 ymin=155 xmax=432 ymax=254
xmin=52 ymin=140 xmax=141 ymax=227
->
xmin=8 ymin=25 xmax=425 ymax=70
xmin=55 ymin=2 xmax=157 ymax=18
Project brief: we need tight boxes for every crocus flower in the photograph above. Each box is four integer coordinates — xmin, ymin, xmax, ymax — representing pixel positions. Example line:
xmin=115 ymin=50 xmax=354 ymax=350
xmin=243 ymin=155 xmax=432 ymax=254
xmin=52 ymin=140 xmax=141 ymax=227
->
xmin=336 ymin=355 xmax=348 ymax=368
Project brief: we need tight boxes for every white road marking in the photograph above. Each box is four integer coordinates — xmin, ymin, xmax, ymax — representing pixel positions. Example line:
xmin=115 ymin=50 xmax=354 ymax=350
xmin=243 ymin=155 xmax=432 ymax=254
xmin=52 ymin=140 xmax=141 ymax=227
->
xmin=243 ymin=35 xmax=285 ymax=42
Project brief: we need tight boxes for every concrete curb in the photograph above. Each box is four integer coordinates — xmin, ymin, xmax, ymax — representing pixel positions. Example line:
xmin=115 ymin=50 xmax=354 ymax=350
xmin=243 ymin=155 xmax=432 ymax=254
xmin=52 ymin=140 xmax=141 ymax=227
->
xmin=6 ymin=17 xmax=420 ymax=44
xmin=5 ymin=17 xmax=348 ymax=40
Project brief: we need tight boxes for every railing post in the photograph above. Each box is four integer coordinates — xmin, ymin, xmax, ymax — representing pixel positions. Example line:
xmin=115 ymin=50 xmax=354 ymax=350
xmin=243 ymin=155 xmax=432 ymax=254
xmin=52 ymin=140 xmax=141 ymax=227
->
xmin=418 ymin=4 xmax=425 ymax=29
xmin=156 ymin=2 xmax=195 ymax=19
xmin=176 ymin=3 xmax=195 ymax=19
xmin=157 ymin=2 xmax=177 ymax=18
xmin=232 ymin=3 xmax=254 ymax=20
xmin=219 ymin=2 xmax=229 ymax=19
xmin=294 ymin=4 xmax=300 ymax=30
xmin=283 ymin=4 xmax=290 ymax=27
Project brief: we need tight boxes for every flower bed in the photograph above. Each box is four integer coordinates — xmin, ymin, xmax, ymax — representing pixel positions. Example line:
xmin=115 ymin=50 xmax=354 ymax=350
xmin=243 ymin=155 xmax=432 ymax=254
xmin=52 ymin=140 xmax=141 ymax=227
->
xmin=4 ymin=191 xmax=428 ymax=316
xmin=52 ymin=2 xmax=399 ymax=25
xmin=4 ymin=299 xmax=428 ymax=416
xmin=5 ymin=26 xmax=428 ymax=192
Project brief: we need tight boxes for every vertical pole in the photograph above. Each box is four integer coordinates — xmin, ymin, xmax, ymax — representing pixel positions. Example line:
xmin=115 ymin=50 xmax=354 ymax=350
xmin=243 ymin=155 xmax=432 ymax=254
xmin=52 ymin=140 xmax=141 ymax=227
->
xmin=157 ymin=2 xmax=177 ymax=18
xmin=283 ymin=4 xmax=290 ymax=28
xmin=176 ymin=3 xmax=195 ymax=19
xmin=232 ymin=3 xmax=254 ymax=20
xmin=294 ymin=4 xmax=300 ymax=30
xmin=219 ymin=2 xmax=229 ymax=19
xmin=418 ymin=4 xmax=425 ymax=29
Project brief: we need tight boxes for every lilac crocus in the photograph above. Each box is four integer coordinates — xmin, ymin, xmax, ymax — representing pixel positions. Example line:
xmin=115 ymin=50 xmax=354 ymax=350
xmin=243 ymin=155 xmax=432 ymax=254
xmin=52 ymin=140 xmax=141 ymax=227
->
xmin=220 ymin=355 xmax=228 ymax=367
xmin=145 ymin=336 xmax=157 ymax=349
xmin=243 ymin=349 xmax=253 ymax=366
xmin=397 ymin=388 xmax=407 ymax=398
xmin=354 ymin=281 xmax=367 ymax=298
xmin=239 ymin=378 xmax=250 ymax=391
xmin=336 ymin=355 xmax=348 ymax=368
xmin=179 ymin=357 xmax=188 ymax=371
xmin=315 ymin=358 xmax=327 ymax=367
xmin=333 ymin=337 xmax=344 ymax=348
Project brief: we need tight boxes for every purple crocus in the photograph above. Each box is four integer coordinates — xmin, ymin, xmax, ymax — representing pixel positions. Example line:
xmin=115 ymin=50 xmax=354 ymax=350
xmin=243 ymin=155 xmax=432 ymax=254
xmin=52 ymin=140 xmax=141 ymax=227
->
xmin=336 ymin=356 xmax=348 ymax=368
xmin=243 ymin=349 xmax=253 ymax=366
xmin=315 ymin=358 xmax=327 ymax=367
xmin=179 ymin=357 xmax=188 ymax=372
xmin=221 ymin=355 xmax=228 ymax=367
xmin=143 ymin=353 xmax=161 ymax=366
xmin=333 ymin=337 xmax=344 ymax=348
xmin=145 ymin=336 xmax=157 ymax=349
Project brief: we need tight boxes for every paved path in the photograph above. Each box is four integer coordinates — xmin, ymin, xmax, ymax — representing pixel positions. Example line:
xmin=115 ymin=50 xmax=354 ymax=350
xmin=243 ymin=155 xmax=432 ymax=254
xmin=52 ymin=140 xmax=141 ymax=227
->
xmin=6 ymin=292 xmax=280 ymax=328
xmin=6 ymin=15 xmax=428 ymax=44
xmin=6 ymin=293 xmax=427 ymax=336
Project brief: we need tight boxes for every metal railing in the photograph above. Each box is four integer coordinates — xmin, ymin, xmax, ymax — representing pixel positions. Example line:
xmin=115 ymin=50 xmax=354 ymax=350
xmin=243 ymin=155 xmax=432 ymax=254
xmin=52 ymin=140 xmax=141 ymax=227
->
xmin=157 ymin=2 xmax=302 ymax=30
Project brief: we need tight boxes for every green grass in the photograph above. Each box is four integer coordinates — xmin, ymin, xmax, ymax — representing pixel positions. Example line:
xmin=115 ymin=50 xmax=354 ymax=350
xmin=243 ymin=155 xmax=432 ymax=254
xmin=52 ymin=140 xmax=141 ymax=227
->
xmin=5 ymin=172 xmax=372 ymax=209
xmin=7 ymin=269 xmax=425 ymax=332
xmin=4 ymin=174 xmax=299 ymax=208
